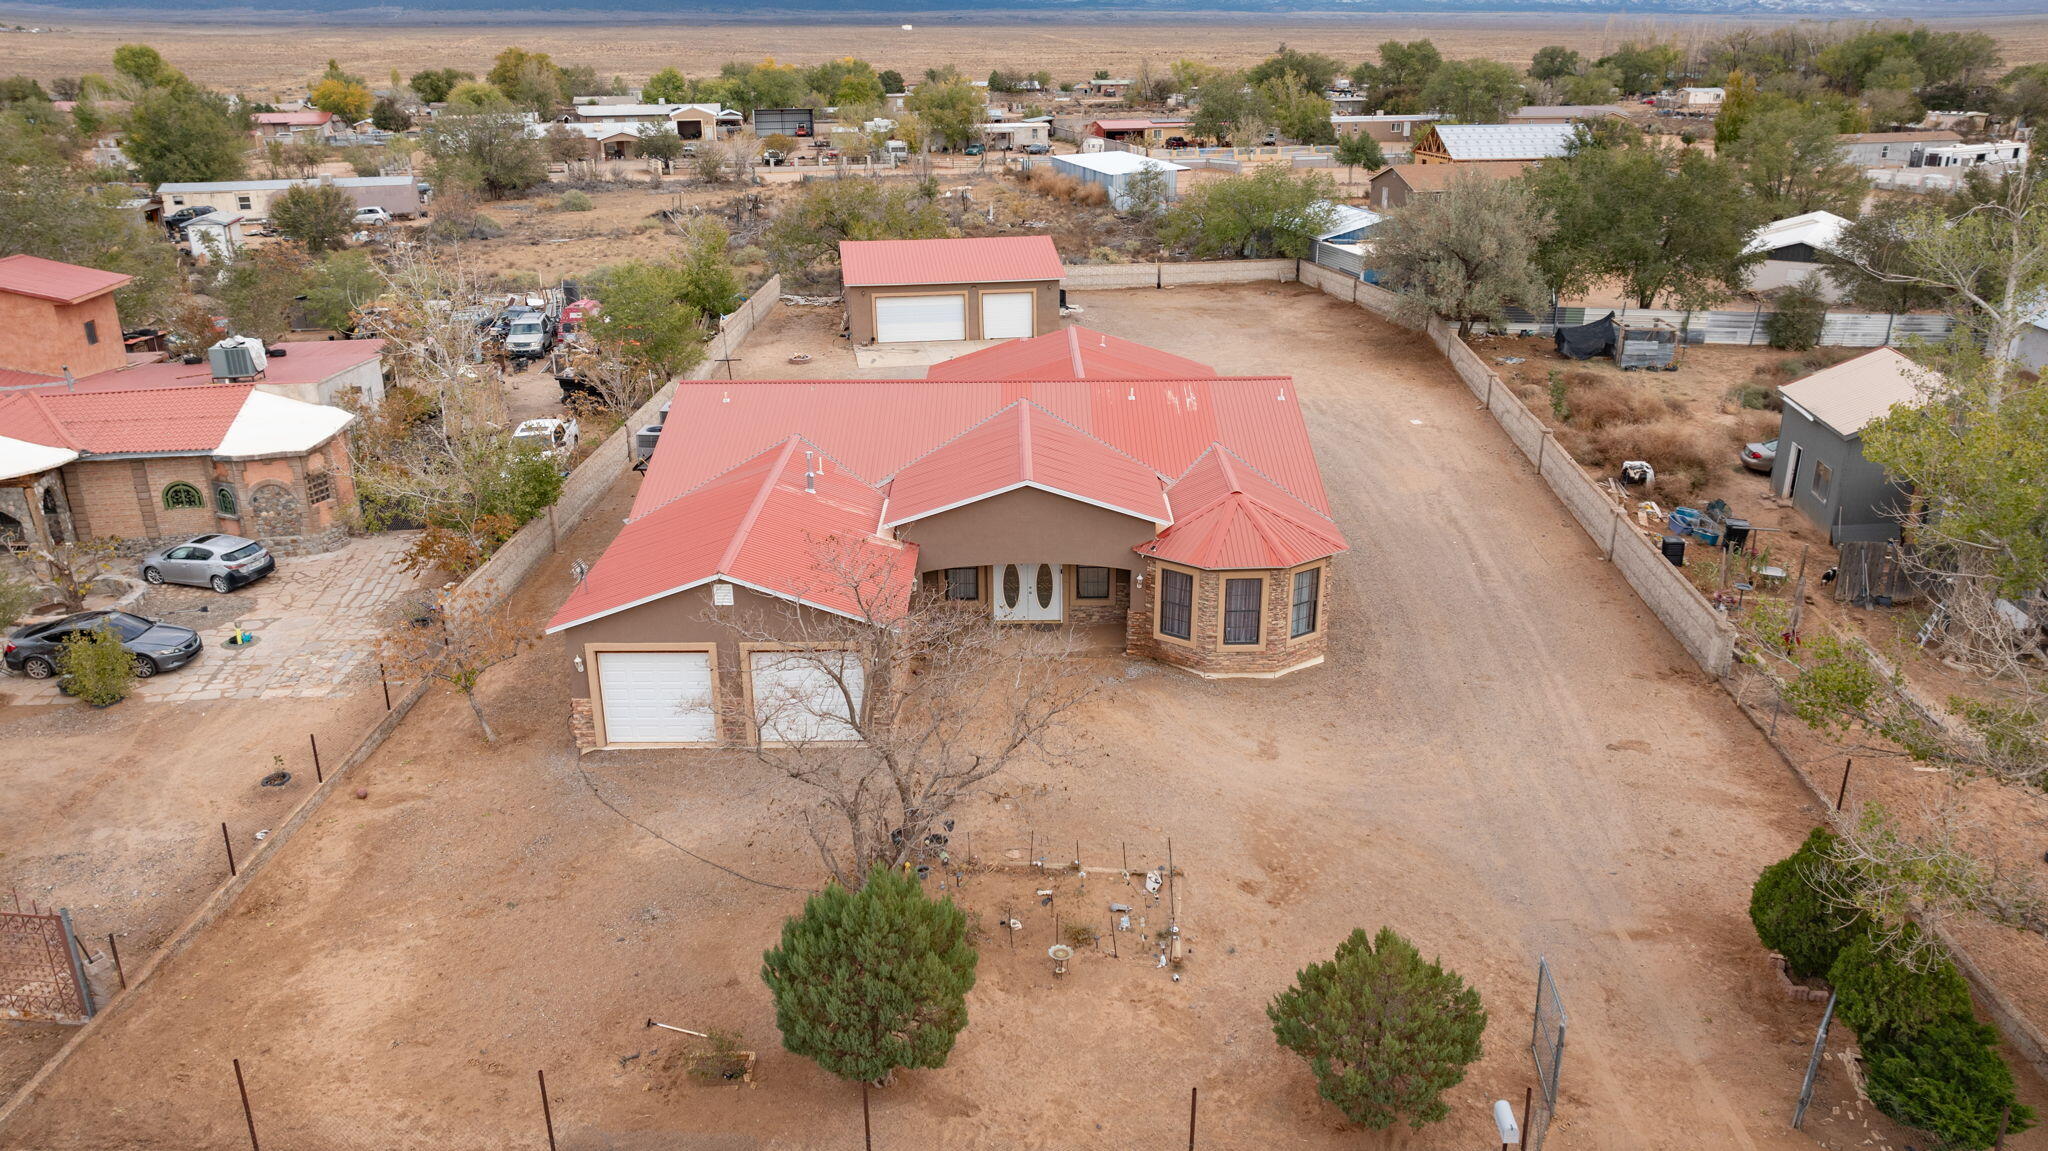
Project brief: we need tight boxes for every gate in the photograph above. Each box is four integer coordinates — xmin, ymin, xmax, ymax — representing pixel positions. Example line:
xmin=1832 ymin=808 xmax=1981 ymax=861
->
xmin=0 ymin=907 xmax=94 ymax=1024
xmin=1526 ymin=956 xmax=1568 ymax=1151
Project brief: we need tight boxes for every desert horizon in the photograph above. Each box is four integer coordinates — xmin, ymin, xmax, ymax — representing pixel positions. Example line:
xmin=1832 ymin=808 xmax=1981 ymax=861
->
xmin=4 ymin=11 xmax=2047 ymax=97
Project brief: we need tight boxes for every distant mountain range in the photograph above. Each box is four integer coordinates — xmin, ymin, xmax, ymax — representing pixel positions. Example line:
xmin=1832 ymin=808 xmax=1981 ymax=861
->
xmin=4 ymin=0 xmax=2046 ymax=19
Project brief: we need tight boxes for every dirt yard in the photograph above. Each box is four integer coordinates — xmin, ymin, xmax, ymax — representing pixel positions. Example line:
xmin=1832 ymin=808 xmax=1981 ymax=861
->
xmin=5 ymin=286 xmax=2042 ymax=1151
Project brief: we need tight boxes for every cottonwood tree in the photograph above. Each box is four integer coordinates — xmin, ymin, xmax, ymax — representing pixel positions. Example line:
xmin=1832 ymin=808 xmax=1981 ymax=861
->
xmin=0 ymin=152 xmax=179 ymax=323
xmin=269 ymin=183 xmax=357 ymax=252
xmin=764 ymin=178 xmax=948 ymax=273
xmin=1840 ymin=167 xmax=2048 ymax=392
xmin=423 ymin=98 xmax=547 ymax=199
xmin=123 ymin=80 xmax=246 ymax=184
xmin=711 ymin=538 xmax=1095 ymax=887
xmin=1269 ymin=927 xmax=1487 ymax=1130
xmin=1334 ymin=133 xmax=1385 ymax=187
xmin=1373 ymin=169 xmax=1551 ymax=336
xmin=379 ymin=585 xmax=530 ymax=741
xmin=1420 ymin=58 xmax=1524 ymax=124
xmin=1352 ymin=40 xmax=1442 ymax=114
xmin=215 ymin=246 xmax=313 ymax=342
xmin=760 ymin=865 xmax=977 ymax=1084
xmin=1724 ymin=104 xmax=1868 ymax=217
xmin=1528 ymin=134 xmax=1766 ymax=310
xmin=1825 ymin=199 xmax=1954 ymax=314
xmin=1159 ymin=167 xmax=1337 ymax=259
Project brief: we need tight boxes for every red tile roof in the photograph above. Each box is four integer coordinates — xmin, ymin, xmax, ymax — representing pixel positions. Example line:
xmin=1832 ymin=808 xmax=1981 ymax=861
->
xmin=840 ymin=236 xmax=1064 ymax=287
xmin=884 ymin=401 xmax=1170 ymax=526
xmin=547 ymin=437 xmax=917 ymax=631
xmin=1137 ymin=446 xmax=1347 ymax=570
xmin=0 ymin=255 xmax=133 ymax=305
xmin=926 ymin=326 xmax=1216 ymax=382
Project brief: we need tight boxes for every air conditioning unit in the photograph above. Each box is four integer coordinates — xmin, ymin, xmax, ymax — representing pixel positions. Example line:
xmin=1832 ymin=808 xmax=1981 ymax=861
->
xmin=208 ymin=335 xmax=268 ymax=380
xmin=633 ymin=424 xmax=664 ymax=462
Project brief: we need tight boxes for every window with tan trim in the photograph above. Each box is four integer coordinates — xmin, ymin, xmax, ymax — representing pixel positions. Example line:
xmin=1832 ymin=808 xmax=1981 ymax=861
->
xmin=1291 ymin=568 xmax=1320 ymax=638
xmin=1075 ymin=566 xmax=1111 ymax=599
xmin=944 ymin=567 xmax=979 ymax=601
xmin=1223 ymin=577 xmax=1262 ymax=645
xmin=1159 ymin=568 xmax=1193 ymax=640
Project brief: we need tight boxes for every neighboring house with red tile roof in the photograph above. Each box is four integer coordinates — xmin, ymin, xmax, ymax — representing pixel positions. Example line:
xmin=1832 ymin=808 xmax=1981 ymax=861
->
xmin=548 ymin=325 xmax=1348 ymax=749
xmin=840 ymin=237 xmax=1065 ymax=345
xmin=0 ymin=256 xmax=372 ymax=556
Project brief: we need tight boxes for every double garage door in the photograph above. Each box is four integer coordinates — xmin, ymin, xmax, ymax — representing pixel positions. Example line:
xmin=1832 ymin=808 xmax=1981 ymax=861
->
xmin=873 ymin=292 xmax=1034 ymax=343
xmin=594 ymin=649 xmax=864 ymax=746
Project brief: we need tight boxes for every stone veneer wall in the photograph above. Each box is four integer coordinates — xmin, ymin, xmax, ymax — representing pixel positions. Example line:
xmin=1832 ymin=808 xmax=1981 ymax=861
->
xmin=1125 ymin=557 xmax=1329 ymax=677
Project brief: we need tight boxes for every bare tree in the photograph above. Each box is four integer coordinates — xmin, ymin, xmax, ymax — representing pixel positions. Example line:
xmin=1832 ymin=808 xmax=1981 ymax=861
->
xmin=27 ymin=538 xmax=119 ymax=613
xmin=1839 ymin=167 xmax=2048 ymax=393
xmin=1821 ymin=800 xmax=2048 ymax=971
xmin=378 ymin=583 xmax=530 ymax=741
xmin=711 ymin=537 xmax=1096 ymax=887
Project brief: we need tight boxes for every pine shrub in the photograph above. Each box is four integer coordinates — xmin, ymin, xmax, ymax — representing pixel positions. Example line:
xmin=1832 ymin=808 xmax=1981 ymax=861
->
xmin=760 ymin=865 xmax=976 ymax=1084
xmin=1268 ymin=927 xmax=1486 ymax=1130
xmin=1829 ymin=931 xmax=1973 ymax=1044
xmin=1749 ymin=827 xmax=1861 ymax=978
xmin=1863 ymin=1015 xmax=2035 ymax=1150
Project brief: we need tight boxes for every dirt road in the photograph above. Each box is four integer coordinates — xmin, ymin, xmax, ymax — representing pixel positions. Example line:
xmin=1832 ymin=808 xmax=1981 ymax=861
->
xmin=5 ymin=286 xmax=2030 ymax=1149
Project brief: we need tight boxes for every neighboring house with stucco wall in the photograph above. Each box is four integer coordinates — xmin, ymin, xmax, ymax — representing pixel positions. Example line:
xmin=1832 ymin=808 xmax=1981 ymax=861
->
xmin=0 ymin=256 xmax=366 ymax=556
xmin=547 ymin=325 xmax=1349 ymax=750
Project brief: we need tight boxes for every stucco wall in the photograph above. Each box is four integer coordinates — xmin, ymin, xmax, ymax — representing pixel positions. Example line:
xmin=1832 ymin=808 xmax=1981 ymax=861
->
xmin=846 ymin=279 xmax=1060 ymax=344
xmin=894 ymin=486 xmax=1158 ymax=571
xmin=0 ymin=292 xmax=125 ymax=378
xmin=558 ymin=581 xmax=844 ymax=745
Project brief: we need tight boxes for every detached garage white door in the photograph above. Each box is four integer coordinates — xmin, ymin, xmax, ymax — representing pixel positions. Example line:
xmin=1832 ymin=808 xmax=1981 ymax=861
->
xmin=750 ymin=650 xmax=864 ymax=743
xmin=596 ymin=650 xmax=715 ymax=744
xmin=980 ymin=292 xmax=1035 ymax=339
xmin=874 ymin=294 xmax=966 ymax=343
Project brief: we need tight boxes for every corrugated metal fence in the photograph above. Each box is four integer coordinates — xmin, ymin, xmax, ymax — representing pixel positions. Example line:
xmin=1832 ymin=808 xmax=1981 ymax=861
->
xmin=1307 ymin=248 xmax=1956 ymax=347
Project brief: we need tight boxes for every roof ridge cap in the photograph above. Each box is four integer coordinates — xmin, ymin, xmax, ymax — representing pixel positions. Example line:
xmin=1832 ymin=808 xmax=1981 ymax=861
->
xmin=718 ymin=439 xmax=801 ymax=574
xmin=1021 ymin=400 xmax=1169 ymax=479
xmin=632 ymin=434 xmax=811 ymax=522
xmin=1210 ymin=443 xmax=1337 ymax=524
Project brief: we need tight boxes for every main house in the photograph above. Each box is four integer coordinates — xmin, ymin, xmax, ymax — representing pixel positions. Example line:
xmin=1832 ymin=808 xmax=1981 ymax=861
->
xmin=548 ymin=325 xmax=1349 ymax=749
xmin=0 ymin=256 xmax=366 ymax=555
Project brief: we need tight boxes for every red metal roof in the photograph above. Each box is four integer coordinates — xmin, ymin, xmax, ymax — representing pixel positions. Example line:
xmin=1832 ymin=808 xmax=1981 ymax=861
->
xmin=67 ymin=340 xmax=385 ymax=392
xmin=840 ymin=236 xmax=1064 ymax=287
xmin=0 ymin=255 xmax=133 ymax=305
xmin=634 ymin=376 xmax=1329 ymax=523
xmin=926 ymin=326 xmax=1217 ymax=382
xmin=547 ymin=438 xmax=917 ymax=632
xmin=0 ymin=383 xmax=254 ymax=455
xmin=884 ymin=401 xmax=1169 ymax=526
xmin=1137 ymin=446 xmax=1348 ymax=570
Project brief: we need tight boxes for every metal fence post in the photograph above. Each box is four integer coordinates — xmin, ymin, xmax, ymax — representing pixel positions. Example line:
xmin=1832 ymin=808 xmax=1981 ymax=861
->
xmin=538 ymin=1069 xmax=557 ymax=1151
xmin=233 ymin=1058 xmax=260 ymax=1151
xmin=59 ymin=909 xmax=93 ymax=1017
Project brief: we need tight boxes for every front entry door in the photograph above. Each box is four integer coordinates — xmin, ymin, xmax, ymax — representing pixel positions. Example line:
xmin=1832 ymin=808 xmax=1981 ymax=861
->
xmin=993 ymin=562 xmax=1062 ymax=622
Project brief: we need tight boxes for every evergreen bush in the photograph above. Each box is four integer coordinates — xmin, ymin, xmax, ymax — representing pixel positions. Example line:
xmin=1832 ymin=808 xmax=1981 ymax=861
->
xmin=1863 ymin=1015 xmax=2035 ymax=1150
xmin=760 ymin=865 xmax=976 ymax=1084
xmin=1749 ymin=827 xmax=1861 ymax=978
xmin=1829 ymin=930 xmax=1973 ymax=1043
xmin=58 ymin=625 xmax=135 ymax=707
xmin=1268 ymin=927 xmax=1486 ymax=1130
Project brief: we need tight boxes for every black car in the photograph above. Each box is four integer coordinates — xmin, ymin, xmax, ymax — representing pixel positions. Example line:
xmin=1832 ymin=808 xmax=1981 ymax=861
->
xmin=4 ymin=610 xmax=203 ymax=680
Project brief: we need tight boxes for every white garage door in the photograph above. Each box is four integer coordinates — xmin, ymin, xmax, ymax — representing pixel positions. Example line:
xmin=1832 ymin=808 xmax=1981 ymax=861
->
xmin=597 ymin=650 xmax=715 ymax=744
xmin=750 ymin=650 xmax=864 ymax=743
xmin=980 ymin=292 xmax=1035 ymax=339
xmin=874 ymin=294 xmax=966 ymax=343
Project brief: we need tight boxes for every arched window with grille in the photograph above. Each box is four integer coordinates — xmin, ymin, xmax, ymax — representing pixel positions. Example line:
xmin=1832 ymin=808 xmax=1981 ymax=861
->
xmin=162 ymin=482 xmax=204 ymax=511
xmin=214 ymin=484 xmax=238 ymax=516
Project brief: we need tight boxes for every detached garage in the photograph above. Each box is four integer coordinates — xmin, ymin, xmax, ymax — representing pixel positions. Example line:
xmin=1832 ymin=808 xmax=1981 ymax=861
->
xmin=841 ymin=236 xmax=1065 ymax=345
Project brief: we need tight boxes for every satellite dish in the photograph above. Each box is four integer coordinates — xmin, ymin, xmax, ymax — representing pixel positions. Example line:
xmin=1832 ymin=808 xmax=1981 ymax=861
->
xmin=1047 ymin=945 xmax=1073 ymax=960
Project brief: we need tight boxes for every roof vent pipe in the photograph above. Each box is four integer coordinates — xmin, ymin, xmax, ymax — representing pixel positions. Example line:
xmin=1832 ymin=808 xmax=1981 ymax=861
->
xmin=62 ymin=366 xmax=74 ymax=391
xmin=804 ymin=449 xmax=816 ymax=493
